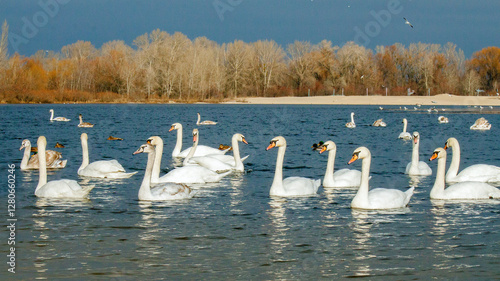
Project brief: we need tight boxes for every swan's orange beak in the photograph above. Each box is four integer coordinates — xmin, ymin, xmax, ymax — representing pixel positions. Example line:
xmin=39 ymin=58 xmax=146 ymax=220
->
xmin=444 ymin=142 xmax=449 ymax=150
xmin=169 ymin=126 xmax=175 ymax=132
xmin=193 ymin=134 xmax=197 ymax=143
xmin=413 ymin=137 xmax=418 ymax=144
xmin=242 ymin=137 xmax=248 ymax=145
xmin=319 ymin=146 xmax=327 ymax=154
xmin=348 ymin=154 xmax=358 ymax=165
xmin=266 ymin=142 xmax=276 ymax=151
xmin=429 ymin=151 xmax=439 ymax=161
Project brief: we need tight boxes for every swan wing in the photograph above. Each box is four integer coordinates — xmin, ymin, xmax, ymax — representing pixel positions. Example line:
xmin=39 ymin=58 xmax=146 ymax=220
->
xmin=159 ymin=166 xmax=227 ymax=184
xmin=366 ymin=187 xmax=414 ymax=209
xmin=280 ymin=177 xmax=321 ymax=196
xmin=439 ymin=182 xmax=500 ymax=199
xmin=36 ymin=179 xmax=94 ymax=198
xmin=398 ymin=132 xmax=412 ymax=139
xmin=188 ymin=156 xmax=233 ymax=173
xmin=150 ymin=183 xmax=194 ymax=200
xmin=79 ymin=160 xmax=136 ymax=178
xmin=452 ymin=164 xmax=500 ymax=183
xmin=330 ymin=169 xmax=362 ymax=187
xmin=406 ymin=161 xmax=432 ymax=176
xmin=178 ymin=145 xmax=227 ymax=158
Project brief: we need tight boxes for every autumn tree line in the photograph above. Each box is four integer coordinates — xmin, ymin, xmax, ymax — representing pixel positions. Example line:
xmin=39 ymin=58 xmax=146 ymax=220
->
xmin=0 ymin=22 xmax=499 ymax=103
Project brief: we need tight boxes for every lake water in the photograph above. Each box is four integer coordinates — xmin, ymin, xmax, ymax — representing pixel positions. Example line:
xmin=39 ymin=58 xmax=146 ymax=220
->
xmin=1 ymin=103 xmax=500 ymax=280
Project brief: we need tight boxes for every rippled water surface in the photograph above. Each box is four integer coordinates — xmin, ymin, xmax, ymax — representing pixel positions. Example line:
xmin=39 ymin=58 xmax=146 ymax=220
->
xmin=1 ymin=104 xmax=500 ymax=280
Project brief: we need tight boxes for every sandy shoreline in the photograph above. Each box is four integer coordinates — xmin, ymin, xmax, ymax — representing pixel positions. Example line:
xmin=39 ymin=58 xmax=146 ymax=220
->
xmin=227 ymin=94 xmax=500 ymax=106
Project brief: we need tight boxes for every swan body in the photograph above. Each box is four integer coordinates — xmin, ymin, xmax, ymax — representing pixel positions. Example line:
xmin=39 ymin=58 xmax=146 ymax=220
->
xmin=266 ymin=136 xmax=321 ymax=197
xmin=444 ymin=137 xmax=500 ymax=183
xmin=148 ymin=135 xmax=231 ymax=184
xmin=78 ymin=114 xmax=94 ymax=128
xmin=398 ymin=118 xmax=412 ymax=140
xmin=169 ymin=123 xmax=227 ymax=158
xmin=405 ymin=132 xmax=432 ymax=176
xmin=345 ymin=112 xmax=356 ymax=128
xmin=438 ymin=116 xmax=449 ymax=123
xmin=133 ymin=143 xmax=194 ymax=201
xmin=49 ymin=109 xmax=70 ymax=121
xmin=78 ymin=133 xmax=137 ymax=178
xmin=372 ymin=118 xmax=387 ymax=127
xmin=35 ymin=136 xmax=94 ymax=198
xmin=197 ymin=112 xmax=217 ymax=125
xmin=429 ymin=148 xmax=500 ymax=199
xmin=348 ymin=147 xmax=414 ymax=209
xmin=187 ymin=133 xmax=248 ymax=172
xmin=470 ymin=117 xmax=491 ymax=130
xmin=19 ymin=139 xmax=67 ymax=170
xmin=319 ymin=141 xmax=362 ymax=188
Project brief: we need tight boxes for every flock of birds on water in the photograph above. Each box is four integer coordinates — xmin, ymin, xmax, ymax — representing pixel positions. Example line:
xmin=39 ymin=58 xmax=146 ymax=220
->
xmin=19 ymin=108 xmax=500 ymax=210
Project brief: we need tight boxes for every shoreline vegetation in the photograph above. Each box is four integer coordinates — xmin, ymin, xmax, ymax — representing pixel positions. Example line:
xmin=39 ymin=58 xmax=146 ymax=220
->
xmin=0 ymin=22 xmax=499 ymax=105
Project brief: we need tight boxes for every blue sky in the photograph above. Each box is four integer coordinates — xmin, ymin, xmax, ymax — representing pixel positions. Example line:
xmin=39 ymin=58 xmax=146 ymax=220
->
xmin=1 ymin=0 xmax=499 ymax=57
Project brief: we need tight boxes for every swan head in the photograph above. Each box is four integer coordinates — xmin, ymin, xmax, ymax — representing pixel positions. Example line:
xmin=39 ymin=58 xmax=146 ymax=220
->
xmin=233 ymin=133 xmax=248 ymax=144
xmin=266 ymin=136 xmax=286 ymax=150
xmin=430 ymin=147 xmax=446 ymax=161
xmin=319 ymin=141 xmax=336 ymax=154
xmin=146 ymin=136 xmax=163 ymax=146
xmin=348 ymin=147 xmax=370 ymax=164
xmin=192 ymin=129 xmax=199 ymax=142
xmin=412 ymin=132 xmax=420 ymax=144
xmin=443 ymin=137 xmax=457 ymax=150
xmin=49 ymin=109 xmax=54 ymax=113
xmin=402 ymin=118 xmax=408 ymax=124
xmin=20 ymin=139 xmax=31 ymax=150
xmin=133 ymin=143 xmax=155 ymax=155
xmin=81 ymin=133 xmax=88 ymax=141
xmin=169 ymin=123 xmax=182 ymax=132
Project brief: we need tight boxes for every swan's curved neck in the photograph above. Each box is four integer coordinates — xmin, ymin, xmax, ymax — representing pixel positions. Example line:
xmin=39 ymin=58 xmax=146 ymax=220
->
xmin=36 ymin=141 xmax=47 ymax=192
xmin=324 ymin=148 xmax=336 ymax=183
xmin=172 ymin=126 xmax=183 ymax=157
xmin=352 ymin=154 xmax=371 ymax=206
xmin=412 ymin=139 xmax=419 ymax=166
xmin=196 ymin=114 xmax=201 ymax=125
xmin=351 ymin=113 xmax=355 ymax=123
xmin=20 ymin=143 xmax=31 ymax=170
xmin=403 ymin=120 xmax=408 ymax=133
xmin=79 ymin=137 xmax=90 ymax=172
xmin=50 ymin=110 xmax=54 ymax=121
xmin=431 ymin=156 xmax=447 ymax=198
xmin=446 ymin=141 xmax=460 ymax=181
xmin=232 ymin=136 xmax=243 ymax=170
xmin=183 ymin=135 xmax=198 ymax=166
xmin=79 ymin=115 xmax=83 ymax=124
xmin=270 ymin=145 xmax=286 ymax=195
xmin=139 ymin=149 xmax=155 ymax=200
xmin=151 ymin=139 xmax=164 ymax=183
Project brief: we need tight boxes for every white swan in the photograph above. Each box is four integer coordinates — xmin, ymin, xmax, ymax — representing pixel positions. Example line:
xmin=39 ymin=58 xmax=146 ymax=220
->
xmin=345 ymin=112 xmax=356 ymax=128
xmin=49 ymin=109 xmax=70 ymax=121
xmin=78 ymin=133 xmax=137 ymax=178
xmin=266 ymin=136 xmax=321 ymax=197
xmin=398 ymin=118 xmax=412 ymax=140
xmin=34 ymin=136 xmax=94 ymax=198
xmin=196 ymin=112 xmax=217 ymax=125
xmin=133 ymin=143 xmax=194 ymax=201
xmin=444 ymin=137 xmax=500 ymax=183
xmin=429 ymin=148 xmax=500 ymax=199
xmin=372 ymin=118 xmax=386 ymax=127
xmin=405 ymin=132 xmax=432 ymax=176
xmin=147 ymin=134 xmax=231 ymax=184
xmin=187 ymin=133 xmax=248 ymax=173
xmin=169 ymin=123 xmax=227 ymax=158
xmin=348 ymin=147 xmax=415 ymax=209
xmin=319 ymin=141 xmax=362 ymax=188
xmin=470 ymin=117 xmax=491 ymax=130
xmin=438 ymin=116 xmax=448 ymax=123
xmin=78 ymin=114 xmax=94 ymax=128
xmin=19 ymin=139 xmax=67 ymax=170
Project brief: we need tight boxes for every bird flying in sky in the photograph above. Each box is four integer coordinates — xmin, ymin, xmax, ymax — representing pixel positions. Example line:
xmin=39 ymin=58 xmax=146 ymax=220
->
xmin=404 ymin=17 xmax=413 ymax=28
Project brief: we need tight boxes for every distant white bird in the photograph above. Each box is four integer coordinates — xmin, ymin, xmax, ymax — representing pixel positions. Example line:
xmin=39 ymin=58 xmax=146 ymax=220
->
xmin=404 ymin=17 xmax=413 ymax=28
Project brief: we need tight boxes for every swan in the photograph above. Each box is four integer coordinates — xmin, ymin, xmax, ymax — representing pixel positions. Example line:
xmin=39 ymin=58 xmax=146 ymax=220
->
xmin=169 ymin=123 xmax=227 ymax=158
xmin=405 ymin=132 xmax=432 ymax=176
xmin=470 ymin=117 xmax=491 ymax=130
xmin=372 ymin=118 xmax=387 ymax=127
xmin=266 ymin=136 xmax=321 ymax=197
xmin=49 ymin=109 xmax=70 ymax=121
xmin=319 ymin=141 xmax=362 ymax=188
xmin=429 ymin=148 xmax=500 ymax=199
xmin=34 ymin=136 xmax=94 ymax=198
xmin=133 ymin=143 xmax=194 ymax=201
xmin=438 ymin=116 xmax=449 ymax=123
xmin=78 ymin=133 xmax=137 ymax=178
xmin=348 ymin=147 xmax=415 ymax=209
xmin=443 ymin=137 xmax=500 ymax=183
xmin=19 ymin=139 xmax=67 ymax=170
xmin=187 ymin=133 xmax=248 ymax=173
xmin=147 ymin=135 xmax=231 ymax=184
xmin=345 ymin=112 xmax=356 ymax=128
xmin=398 ymin=118 xmax=412 ymax=140
xmin=78 ymin=114 xmax=94 ymax=128
xmin=196 ymin=112 xmax=217 ymax=125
